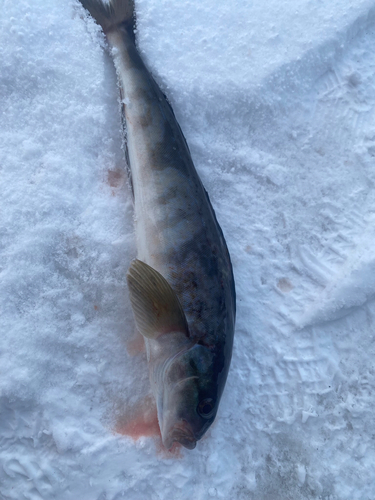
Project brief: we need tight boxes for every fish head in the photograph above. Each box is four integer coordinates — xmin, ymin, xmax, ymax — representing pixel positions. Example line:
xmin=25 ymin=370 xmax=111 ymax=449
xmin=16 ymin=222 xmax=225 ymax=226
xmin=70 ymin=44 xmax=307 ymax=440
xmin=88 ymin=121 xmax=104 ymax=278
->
xmin=158 ymin=343 xmax=220 ymax=450
xmin=126 ymin=259 xmax=231 ymax=450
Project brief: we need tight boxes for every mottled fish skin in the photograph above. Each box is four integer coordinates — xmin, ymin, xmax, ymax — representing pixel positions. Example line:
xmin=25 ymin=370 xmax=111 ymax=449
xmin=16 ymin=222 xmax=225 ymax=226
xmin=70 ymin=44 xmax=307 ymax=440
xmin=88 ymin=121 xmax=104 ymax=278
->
xmin=79 ymin=0 xmax=236 ymax=449
xmin=108 ymin=26 xmax=235 ymax=346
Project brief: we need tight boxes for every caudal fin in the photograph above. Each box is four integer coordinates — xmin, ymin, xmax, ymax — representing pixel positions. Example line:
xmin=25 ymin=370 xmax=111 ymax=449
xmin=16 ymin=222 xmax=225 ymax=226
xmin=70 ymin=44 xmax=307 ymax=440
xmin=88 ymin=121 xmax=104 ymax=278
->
xmin=79 ymin=0 xmax=135 ymax=33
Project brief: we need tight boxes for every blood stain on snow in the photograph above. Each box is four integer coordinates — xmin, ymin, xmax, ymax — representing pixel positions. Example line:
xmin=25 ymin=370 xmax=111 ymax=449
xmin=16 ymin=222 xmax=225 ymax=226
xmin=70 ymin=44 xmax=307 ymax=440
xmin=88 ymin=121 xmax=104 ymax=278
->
xmin=126 ymin=333 xmax=145 ymax=356
xmin=107 ymin=168 xmax=124 ymax=188
xmin=115 ymin=395 xmax=160 ymax=440
xmin=277 ymin=277 xmax=294 ymax=292
xmin=114 ymin=395 xmax=183 ymax=458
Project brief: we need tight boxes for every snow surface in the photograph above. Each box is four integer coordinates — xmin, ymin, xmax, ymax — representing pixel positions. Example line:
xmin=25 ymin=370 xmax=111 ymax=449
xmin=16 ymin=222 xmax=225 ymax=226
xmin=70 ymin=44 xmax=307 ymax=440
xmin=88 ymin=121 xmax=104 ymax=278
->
xmin=1 ymin=0 xmax=375 ymax=498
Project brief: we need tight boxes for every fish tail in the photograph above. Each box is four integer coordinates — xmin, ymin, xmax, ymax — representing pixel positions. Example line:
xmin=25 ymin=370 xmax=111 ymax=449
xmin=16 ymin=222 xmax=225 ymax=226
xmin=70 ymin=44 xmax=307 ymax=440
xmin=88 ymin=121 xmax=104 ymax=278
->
xmin=79 ymin=0 xmax=135 ymax=34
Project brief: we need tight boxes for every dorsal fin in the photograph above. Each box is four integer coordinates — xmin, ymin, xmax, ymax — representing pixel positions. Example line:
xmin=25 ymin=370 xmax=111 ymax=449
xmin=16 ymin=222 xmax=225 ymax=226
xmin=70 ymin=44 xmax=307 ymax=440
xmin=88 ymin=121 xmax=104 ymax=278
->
xmin=126 ymin=259 xmax=189 ymax=339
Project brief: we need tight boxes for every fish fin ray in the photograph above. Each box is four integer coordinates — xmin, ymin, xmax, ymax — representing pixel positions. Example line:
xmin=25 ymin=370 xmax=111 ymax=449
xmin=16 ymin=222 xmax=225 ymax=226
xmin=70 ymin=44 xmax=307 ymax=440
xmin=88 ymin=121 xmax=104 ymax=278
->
xmin=127 ymin=259 xmax=189 ymax=339
xmin=78 ymin=0 xmax=135 ymax=33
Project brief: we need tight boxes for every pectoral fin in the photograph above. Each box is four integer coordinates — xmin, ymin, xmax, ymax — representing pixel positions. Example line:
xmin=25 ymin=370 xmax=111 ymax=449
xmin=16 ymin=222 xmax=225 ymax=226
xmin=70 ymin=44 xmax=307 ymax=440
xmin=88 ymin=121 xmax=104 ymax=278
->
xmin=126 ymin=259 xmax=189 ymax=340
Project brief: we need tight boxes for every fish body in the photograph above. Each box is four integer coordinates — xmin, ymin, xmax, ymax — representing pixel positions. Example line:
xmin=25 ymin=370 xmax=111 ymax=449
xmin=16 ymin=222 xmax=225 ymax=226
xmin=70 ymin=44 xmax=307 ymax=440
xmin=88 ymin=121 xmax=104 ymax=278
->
xmin=79 ymin=0 xmax=236 ymax=450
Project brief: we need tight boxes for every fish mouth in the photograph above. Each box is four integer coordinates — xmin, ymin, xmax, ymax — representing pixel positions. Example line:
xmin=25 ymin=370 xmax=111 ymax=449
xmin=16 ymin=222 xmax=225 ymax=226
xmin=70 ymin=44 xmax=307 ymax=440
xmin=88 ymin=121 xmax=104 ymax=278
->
xmin=163 ymin=420 xmax=197 ymax=450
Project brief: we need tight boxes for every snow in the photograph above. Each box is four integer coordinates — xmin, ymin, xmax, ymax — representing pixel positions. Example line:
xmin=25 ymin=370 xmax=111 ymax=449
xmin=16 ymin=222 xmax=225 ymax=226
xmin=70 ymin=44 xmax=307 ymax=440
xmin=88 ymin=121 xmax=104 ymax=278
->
xmin=1 ymin=0 xmax=375 ymax=498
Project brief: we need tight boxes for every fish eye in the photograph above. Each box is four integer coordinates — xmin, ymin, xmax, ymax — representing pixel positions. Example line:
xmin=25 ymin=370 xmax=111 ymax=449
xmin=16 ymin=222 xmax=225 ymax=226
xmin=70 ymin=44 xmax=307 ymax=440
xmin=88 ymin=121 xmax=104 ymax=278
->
xmin=197 ymin=398 xmax=215 ymax=419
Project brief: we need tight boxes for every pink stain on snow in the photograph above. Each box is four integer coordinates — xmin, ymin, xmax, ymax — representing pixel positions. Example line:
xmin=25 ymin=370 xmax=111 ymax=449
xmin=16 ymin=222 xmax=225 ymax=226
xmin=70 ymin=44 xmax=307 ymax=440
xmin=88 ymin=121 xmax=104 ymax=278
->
xmin=126 ymin=333 xmax=145 ymax=356
xmin=115 ymin=395 xmax=160 ymax=440
xmin=114 ymin=395 xmax=183 ymax=458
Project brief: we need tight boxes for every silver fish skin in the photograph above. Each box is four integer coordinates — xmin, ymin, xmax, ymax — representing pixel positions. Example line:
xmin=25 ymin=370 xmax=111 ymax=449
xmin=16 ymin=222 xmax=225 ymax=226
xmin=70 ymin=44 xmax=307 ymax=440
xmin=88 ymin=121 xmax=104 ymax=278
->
xmin=79 ymin=0 xmax=236 ymax=450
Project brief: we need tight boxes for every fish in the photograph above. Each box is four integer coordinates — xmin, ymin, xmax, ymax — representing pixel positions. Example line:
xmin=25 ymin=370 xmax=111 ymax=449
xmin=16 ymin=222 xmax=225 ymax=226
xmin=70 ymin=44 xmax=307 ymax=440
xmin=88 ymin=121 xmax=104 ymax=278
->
xmin=79 ymin=0 xmax=236 ymax=450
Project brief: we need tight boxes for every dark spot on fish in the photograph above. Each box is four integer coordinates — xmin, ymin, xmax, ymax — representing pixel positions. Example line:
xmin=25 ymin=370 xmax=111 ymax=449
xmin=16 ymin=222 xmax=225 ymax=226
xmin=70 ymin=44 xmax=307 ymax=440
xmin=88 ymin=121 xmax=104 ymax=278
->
xmin=157 ymin=186 xmax=178 ymax=205
xmin=196 ymin=339 xmax=215 ymax=350
xmin=139 ymin=106 xmax=153 ymax=127
xmin=189 ymin=358 xmax=197 ymax=371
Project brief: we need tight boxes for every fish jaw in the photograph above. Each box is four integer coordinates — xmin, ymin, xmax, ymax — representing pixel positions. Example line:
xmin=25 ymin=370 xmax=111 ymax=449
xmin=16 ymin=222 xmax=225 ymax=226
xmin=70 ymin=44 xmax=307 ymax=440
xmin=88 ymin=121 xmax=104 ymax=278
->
xmin=162 ymin=418 xmax=197 ymax=450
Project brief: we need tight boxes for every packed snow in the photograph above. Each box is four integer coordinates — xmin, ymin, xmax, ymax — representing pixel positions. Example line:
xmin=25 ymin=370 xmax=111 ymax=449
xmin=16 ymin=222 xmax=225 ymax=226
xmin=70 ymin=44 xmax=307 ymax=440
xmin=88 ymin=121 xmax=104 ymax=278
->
xmin=1 ymin=0 xmax=375 ymax=498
